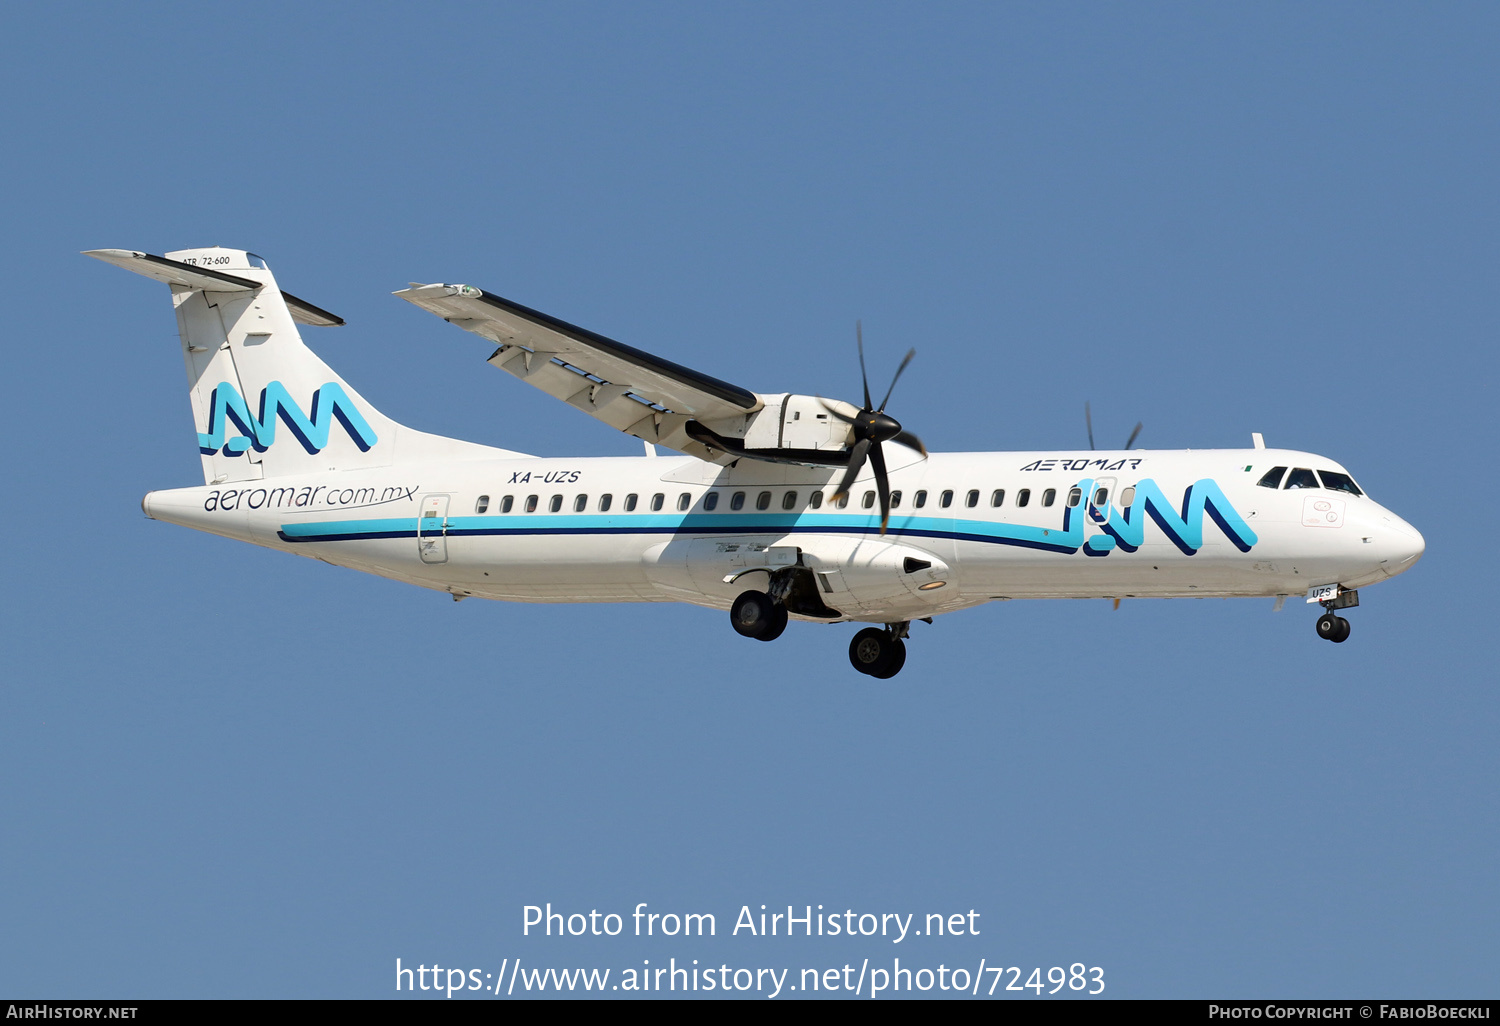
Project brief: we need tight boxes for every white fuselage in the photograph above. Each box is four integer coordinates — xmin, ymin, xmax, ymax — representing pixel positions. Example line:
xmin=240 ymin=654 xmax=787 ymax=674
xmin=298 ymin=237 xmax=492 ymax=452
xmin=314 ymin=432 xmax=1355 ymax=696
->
xmin=142 ymin=446 xmax=1425 ymax=623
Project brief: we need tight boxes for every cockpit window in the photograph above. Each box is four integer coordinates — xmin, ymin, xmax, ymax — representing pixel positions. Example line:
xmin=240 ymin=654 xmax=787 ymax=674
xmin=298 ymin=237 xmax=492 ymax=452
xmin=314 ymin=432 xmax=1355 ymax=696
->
xmin=1284 ymin=468 xmax=1319 ymax=490
xmin=1257 ymin=466 xmax=1287 ymax=489
xmin=1318 ymin=470 xmax=1363 ymax=496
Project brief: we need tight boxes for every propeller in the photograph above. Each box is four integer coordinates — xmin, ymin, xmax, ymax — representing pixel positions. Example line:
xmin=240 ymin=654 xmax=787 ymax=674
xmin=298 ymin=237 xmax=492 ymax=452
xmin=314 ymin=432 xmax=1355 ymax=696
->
xmin=1085 ymin=401 xmax=1143 ymax=450
xmin=824 ymin=321 xmax=927 ymax=534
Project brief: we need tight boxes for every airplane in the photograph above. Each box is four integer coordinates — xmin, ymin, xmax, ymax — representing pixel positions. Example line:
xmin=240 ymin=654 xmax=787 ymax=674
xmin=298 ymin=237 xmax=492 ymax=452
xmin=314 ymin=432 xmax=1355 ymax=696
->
xmin=86 ymin=246 xmax=1426 ymax=677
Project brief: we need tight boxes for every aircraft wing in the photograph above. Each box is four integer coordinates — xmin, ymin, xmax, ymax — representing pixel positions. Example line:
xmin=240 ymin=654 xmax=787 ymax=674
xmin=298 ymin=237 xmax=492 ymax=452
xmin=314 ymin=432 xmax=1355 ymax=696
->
xmin=395 ymin=283 xmax=761 ymax=461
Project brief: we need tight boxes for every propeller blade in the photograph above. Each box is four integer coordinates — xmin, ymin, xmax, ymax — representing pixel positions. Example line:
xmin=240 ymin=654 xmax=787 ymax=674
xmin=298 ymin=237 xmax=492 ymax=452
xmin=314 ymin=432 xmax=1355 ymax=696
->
xmin=856 ymin=321 xmax=872 ymax=410
xmin=870 ymin=441 xmax=891 ymax=534
xmin=828 ymin=437 xmax=871 ymax=503
xmin=817 ymin=398 xmax=860 ymax=426
xmin=1085 ymin=401 xmax=1095 ymax=451
xmin=1124 ymin=422 xmax=1142 ymax=450
xmin=892 ymin=429 xmax=928 ymax=457
xmin=877 ymin=348 xmax=916 ymax=412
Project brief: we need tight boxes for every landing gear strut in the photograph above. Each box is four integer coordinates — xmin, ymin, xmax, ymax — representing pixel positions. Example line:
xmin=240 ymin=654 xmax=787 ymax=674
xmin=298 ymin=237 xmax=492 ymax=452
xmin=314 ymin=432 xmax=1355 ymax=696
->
xmin=848 ymin=623 xmax=909 ymax=678
xmin=731 ymin=590 xmax=788 ymax=642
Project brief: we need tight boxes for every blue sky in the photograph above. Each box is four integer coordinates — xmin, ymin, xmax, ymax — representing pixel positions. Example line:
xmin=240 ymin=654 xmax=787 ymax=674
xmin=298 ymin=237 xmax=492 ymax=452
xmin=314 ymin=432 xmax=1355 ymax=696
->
xmin=1 ymin=2 xmax=1495 ymax=998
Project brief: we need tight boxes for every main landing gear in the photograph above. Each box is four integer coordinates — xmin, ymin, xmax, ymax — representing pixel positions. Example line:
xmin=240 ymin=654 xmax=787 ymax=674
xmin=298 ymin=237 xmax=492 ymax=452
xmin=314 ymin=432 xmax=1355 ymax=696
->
xmin=728 ymin=585 xmax=918 ymax=677
xmin=1314 ymin=588 xmax=1359 ymax=644
xmin=848 ymin=624 xmax=908 ymax=679
xmin=731 ymin=590 xmax=788 ymax=642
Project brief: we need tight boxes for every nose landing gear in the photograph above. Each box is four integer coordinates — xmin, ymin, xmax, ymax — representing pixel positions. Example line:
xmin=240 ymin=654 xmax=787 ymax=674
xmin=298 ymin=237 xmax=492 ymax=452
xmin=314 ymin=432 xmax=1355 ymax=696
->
xmin=1316 ymin=611 xmax=1351 ymax=643
xmin=1314 ymin=588 xmax=1358 ymax=644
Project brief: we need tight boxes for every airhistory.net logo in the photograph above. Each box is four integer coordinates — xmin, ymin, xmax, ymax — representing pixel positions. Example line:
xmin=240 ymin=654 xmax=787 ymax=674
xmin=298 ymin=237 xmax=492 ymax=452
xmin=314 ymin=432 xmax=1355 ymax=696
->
xmin=197 ymin=381 xmax=378 ymax=456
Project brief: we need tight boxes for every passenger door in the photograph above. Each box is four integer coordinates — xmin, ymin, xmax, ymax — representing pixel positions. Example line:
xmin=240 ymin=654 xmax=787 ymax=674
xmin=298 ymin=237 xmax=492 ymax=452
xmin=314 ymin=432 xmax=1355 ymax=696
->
xmin=418 ymin=493 xmax=450 ymax=564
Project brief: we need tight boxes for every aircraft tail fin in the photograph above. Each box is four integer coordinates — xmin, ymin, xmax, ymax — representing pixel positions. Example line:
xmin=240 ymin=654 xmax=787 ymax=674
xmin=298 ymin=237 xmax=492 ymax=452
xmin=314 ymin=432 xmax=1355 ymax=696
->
xmin=86 ymin=247 xmax=524 ymax=484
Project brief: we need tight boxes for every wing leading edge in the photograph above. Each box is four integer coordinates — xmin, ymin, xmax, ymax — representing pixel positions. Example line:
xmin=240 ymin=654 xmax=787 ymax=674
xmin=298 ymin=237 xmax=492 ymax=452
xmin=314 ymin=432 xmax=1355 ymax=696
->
xmin=395 ymin=283 xmax=762 ymax=462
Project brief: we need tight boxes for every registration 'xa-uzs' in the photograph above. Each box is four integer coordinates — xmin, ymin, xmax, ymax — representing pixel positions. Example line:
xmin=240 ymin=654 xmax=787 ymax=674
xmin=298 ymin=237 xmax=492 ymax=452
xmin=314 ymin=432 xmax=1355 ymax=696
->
xmin=89 ymin=247 xmax=1425 ymax=677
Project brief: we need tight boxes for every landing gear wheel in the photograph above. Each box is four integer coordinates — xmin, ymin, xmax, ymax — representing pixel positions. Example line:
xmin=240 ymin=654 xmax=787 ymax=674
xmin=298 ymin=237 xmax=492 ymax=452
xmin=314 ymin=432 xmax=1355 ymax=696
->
xmin=731 ymin=591 xmax=785 ymax=641
xmin=868 ymin=638 xmax=907 ymax=679
xmin=849 ymin=627 xmax=901 ymax=676
xmin=1316 ymin=613 xmax=1339 ymax=641
xmin=757 ymin=602 xmax=788 ymax=642
xmin=1317 ymin=612 xmax=1352 ymax=643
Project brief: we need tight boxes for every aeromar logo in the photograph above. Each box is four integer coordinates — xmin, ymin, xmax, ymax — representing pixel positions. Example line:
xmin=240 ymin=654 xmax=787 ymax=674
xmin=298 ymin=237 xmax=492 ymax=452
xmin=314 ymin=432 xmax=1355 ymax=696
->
xmin=198 ymin=381 xmax=377 ymax=456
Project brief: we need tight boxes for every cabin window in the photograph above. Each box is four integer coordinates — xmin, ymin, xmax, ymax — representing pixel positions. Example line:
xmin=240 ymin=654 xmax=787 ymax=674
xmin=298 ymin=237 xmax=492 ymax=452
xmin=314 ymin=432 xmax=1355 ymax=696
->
xmin=650 ymin=493 xmax=665 ymax=511
xmin=500 ymin=495 xmax=514 ymax=513
xmin=549 ymin=495 xmax=563 ymax=513
xmin=574 ymin=494 xmax=588 ymax=512
xmin=1067 ymin=487 xmax=1082 ymax=508
xmin=703 ymin=491 xmax=719 ymax=511
xmin=624 ymin=493 xmax=638 ymax=511
xmin=835 ymin=493 xmax=850 ymax=508
xmin=1120 ymin=486 xmax=1136 ymax=507
xmin=782 ymin=490 xmax=797 ymax=510
xmin=1318 ymin=470 xmax=1363 ymax=496
xmin=1284 ymin=468 xmax=1318 ymax=490
xmin=677 ymin=492 xmax=691 ymax=511
xmin=598 ymin=494 xmax=612 ymax=512
xmin=914 ymin=490 xmax=928 ymax=508
xmin=756 ymin=491 xmax=772 ymax=510
xmin=730 ymin=491 xmax=746 ymax=510
xmin=862 ymin=491 xmax=876 ymax=509
xmin=940 ymin=490 xmax=954 ymax=508
xmin=889 ymin=490 xmax=902 ymax=508
xmin=1042 ymin=488 xmax=1056 ymax=507
xmin=1016 ymin=488 xmax=1031 ymax=508
xmin=1094 ymin=486 xmax=1109 ymax=506
xmin=809 ymin=491 xmax=823 ymax=509
xmin=1257 ymin=466 xmax=1287 ymax=489
xmin=475 ymin=495 xmax=490 ymax=514
xmin=966 ymin=489 xmax=979 ymax=508
xmin=525 ymin=495 xmax=539 ymax=513
xmin=991 ymin=489 xmax=1005 ymax=507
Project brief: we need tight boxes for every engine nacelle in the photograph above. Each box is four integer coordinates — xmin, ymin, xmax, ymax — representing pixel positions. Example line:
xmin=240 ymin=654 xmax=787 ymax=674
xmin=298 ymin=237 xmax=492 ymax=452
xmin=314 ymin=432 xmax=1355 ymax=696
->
xmin=688 ymin=393 xmax=857 ymax=465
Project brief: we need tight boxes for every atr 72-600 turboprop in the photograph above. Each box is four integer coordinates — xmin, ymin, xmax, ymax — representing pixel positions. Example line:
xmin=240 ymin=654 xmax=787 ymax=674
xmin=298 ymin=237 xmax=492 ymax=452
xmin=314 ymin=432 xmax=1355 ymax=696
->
xmin=88 ymin=247 xmax=1425 ymax=677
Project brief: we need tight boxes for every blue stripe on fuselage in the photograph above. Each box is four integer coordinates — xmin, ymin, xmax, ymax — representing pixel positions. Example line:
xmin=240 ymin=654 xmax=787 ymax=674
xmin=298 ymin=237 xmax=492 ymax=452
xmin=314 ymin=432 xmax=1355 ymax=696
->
xmin=278 ymin=511 xmax=1082 ymax=553
xmin=273 ymin=477 xmax=1258 ymax=555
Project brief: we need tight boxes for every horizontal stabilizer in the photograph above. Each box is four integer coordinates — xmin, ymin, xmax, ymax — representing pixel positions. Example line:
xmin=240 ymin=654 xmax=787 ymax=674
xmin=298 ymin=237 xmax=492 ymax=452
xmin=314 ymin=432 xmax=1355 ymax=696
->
xmin=84 ymin=249 xmax=344 ymax=326
xmin=84 ymin=249 xmax=258 ymax=291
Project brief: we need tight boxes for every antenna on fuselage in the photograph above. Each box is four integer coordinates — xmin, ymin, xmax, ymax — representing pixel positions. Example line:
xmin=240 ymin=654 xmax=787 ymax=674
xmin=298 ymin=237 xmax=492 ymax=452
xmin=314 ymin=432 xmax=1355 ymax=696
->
xmin=1085 ymin=401 xmax=1143 ymax=450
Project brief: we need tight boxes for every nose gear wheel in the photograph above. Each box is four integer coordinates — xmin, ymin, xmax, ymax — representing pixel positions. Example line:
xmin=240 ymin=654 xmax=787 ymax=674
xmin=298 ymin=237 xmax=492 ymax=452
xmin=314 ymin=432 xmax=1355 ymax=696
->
xmin=1316 ymin=611 xmax=1351 ymax=643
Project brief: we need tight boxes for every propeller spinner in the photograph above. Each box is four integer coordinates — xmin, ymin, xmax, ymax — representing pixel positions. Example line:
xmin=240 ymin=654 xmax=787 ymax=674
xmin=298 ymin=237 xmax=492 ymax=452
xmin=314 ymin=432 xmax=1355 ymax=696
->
xmin=825 ymin=322 xmax=928 ymax=534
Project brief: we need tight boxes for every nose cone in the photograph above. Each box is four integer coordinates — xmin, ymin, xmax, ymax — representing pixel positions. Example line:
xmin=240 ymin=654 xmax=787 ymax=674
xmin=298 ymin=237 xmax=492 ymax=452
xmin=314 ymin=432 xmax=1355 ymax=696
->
xmin=1381 ymin=512 xmax=1425 ymax=577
